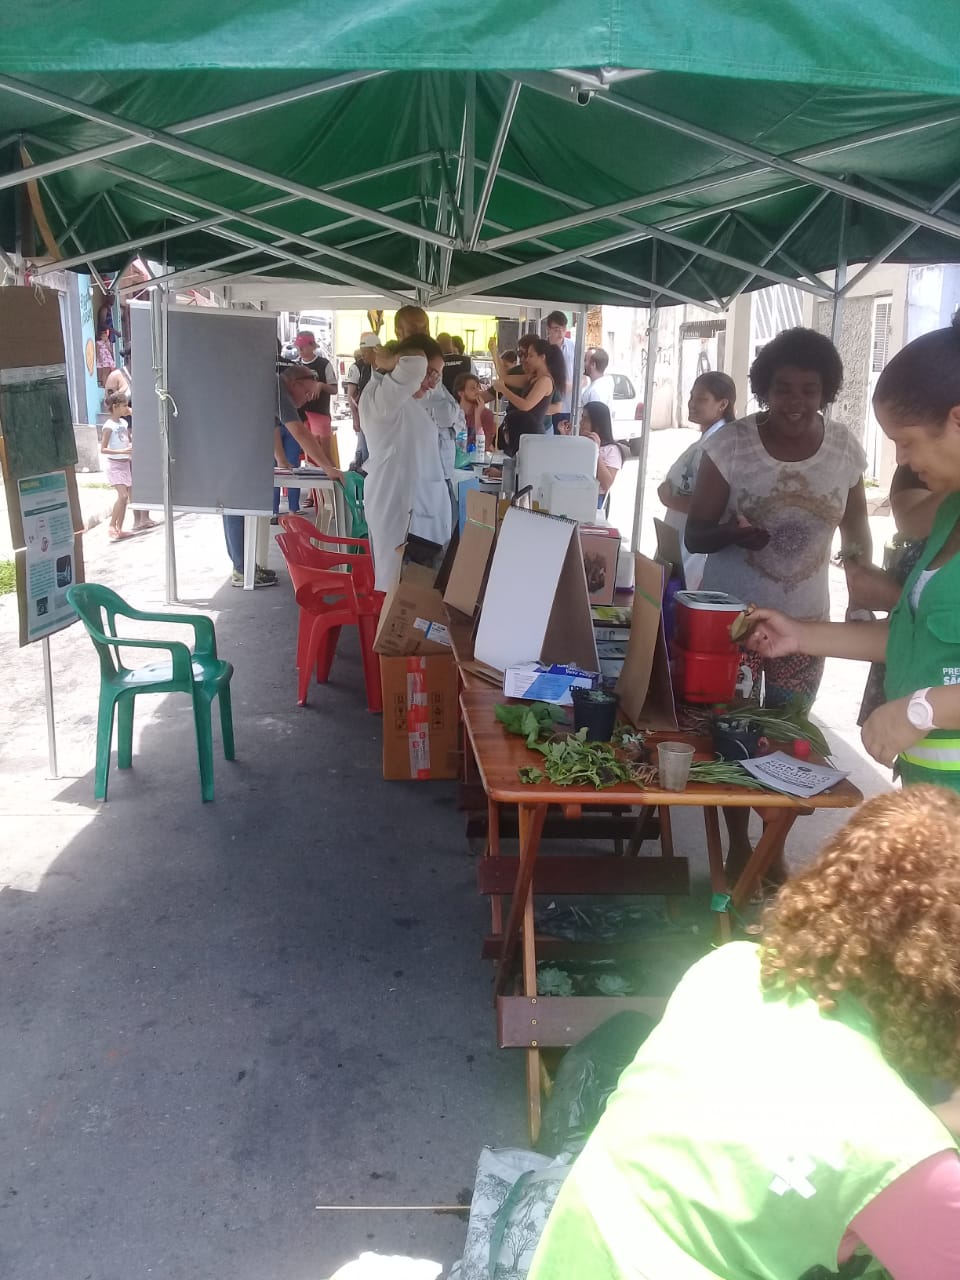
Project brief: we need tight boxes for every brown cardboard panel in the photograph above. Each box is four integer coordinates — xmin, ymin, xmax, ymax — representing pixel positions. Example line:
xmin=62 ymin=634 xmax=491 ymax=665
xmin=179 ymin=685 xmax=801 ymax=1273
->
xmin=615 ymin=553 xmax=678 ymax=730
xmin=443 ymin=489 xmax=499 ymax=616
xmin=654 ymin=517 xmax=683 ymax=578
xmin=0 ymin=287 xmax=66 ymax=368
xmin=541 ymin=534 xmax=601 ymax=672
xmin=381 ymin=654 xmax=460 ymax=780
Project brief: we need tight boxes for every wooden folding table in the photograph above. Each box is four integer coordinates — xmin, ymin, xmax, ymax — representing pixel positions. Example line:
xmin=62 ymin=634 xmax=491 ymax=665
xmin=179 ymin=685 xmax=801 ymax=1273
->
xmin=459 ymin=687 xmax=863 ymax=1138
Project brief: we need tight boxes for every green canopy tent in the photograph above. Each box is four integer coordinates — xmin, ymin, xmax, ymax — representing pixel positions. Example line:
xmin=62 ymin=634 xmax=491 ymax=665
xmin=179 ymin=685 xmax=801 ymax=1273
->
xmin=3 ymin=1 xmax=960 ymax=585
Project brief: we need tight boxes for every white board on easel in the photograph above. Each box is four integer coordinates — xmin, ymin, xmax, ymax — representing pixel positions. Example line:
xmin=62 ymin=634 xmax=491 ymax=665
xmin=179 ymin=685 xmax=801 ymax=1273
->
xmin=474 ymin=506 xmax=599 ymax=674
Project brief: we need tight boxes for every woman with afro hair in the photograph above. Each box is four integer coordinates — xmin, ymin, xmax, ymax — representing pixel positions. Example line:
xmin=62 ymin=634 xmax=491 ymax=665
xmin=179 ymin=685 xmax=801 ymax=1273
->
xmin=530 ymin=786 xmax=960 ymax=1280
xmin=686 ymin=327 xmax=871 ymax=884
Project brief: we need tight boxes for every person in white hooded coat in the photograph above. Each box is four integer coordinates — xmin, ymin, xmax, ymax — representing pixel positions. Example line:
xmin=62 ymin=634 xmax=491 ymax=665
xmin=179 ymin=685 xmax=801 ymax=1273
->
xmin=359 ymin=334 xmax=453 ymax=591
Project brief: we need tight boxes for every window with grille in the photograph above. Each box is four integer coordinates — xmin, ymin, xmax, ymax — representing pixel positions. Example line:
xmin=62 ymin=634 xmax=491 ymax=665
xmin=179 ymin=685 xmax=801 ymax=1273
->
xmin=871 ymin=298 xmax=892 ymax=373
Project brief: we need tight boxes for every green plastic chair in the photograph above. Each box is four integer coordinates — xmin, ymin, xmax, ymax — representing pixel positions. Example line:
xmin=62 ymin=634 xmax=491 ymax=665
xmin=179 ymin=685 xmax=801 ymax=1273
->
xmin=340 ymin=470 xmax=368 ymax=538
xmin=66 ymin=583 xmax=235 ymax=803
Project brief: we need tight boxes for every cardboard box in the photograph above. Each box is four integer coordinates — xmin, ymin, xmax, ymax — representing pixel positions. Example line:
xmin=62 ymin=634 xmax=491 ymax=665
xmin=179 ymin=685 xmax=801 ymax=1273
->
xmin=381 ymin=654 xmax=460 ymax=780
xmin=615 ymin=554 xmax=678 ymax=730
xmin=443 ymin=488 xmax=499 ymax=617
xmin=374 ymin=559 xmax=452 ymax=658
xmin=579 ymin=524 xmax=621 ymax=606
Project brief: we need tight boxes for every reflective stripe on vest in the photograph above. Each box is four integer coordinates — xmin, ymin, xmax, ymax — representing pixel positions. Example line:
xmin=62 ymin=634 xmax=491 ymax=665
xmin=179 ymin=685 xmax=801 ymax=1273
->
xmin=901 ymin=737 xmax=960 ymax=769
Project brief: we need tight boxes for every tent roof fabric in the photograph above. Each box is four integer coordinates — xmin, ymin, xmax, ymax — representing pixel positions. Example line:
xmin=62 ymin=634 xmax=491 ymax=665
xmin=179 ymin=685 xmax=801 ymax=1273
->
xmin=2 ymin=5 xmax=960 ymax=308
xmin=3 ymin=2 xmax=960 ymax=95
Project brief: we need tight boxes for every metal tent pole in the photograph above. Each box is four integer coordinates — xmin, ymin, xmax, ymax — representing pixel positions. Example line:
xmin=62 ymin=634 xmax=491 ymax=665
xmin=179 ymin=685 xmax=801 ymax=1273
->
xmin=151 ymin=287 xmax=178 ymax=603
xmin=41 ymin=636 xmax=59 ymax=778
xmin=830 ymin=198 xmax=849 ymax=347
xmin=631 ymin=291 xmax=660 ymax=553
xmin=570 ymin=306 xmax=588 ymax=427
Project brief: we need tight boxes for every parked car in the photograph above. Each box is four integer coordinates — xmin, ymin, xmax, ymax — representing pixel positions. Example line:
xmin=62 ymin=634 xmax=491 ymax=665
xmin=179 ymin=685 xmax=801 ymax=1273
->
xmin=604 ymin=373 xmax=643 ymax=440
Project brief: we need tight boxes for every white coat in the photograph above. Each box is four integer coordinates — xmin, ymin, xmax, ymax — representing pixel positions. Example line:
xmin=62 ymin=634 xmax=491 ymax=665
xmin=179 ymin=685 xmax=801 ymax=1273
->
xmin=422 ymin=382 xmax=463 ymax=482
xmin=360 ymin=357 xmax=453 ymax=592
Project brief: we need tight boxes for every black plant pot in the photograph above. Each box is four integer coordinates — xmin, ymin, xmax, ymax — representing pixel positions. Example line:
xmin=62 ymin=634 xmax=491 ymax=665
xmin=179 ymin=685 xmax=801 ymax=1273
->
xmin=571 ymin=687 xmax=619 ymax=742
xmin=712 ymin=717 xmax=762 ymax=761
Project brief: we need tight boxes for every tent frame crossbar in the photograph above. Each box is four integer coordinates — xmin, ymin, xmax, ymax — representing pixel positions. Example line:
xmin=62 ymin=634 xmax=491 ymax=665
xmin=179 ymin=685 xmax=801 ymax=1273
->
xmin=0 ymin=71 xmax=385 ymax=192
xmin=0 ymin=72 xmax=453 ymax=251
xmin=476 ymin=93 xmax=960 ymax=254
xmin=722 ymin=189 xmax=832 ymax=307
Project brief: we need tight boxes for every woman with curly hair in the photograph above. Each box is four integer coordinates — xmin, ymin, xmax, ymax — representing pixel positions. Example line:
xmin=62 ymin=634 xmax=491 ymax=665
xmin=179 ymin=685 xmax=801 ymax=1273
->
xmin=530 ymin=786 xmax=960 ymax=1280
xmin=745 ymin=316 xmax=960 ymax=793
xmin=686 ymin=328 xmax=871 ymax=882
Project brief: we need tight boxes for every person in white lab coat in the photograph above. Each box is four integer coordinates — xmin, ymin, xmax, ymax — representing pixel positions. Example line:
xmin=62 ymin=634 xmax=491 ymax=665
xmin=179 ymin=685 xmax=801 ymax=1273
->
xmin=360 ymin=334 xmax=452 ymax=591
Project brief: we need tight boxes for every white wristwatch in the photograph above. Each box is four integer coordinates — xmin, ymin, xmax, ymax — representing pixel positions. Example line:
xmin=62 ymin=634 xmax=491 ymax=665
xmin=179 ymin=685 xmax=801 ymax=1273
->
xmin=906 ymin=687 xmax=937 ymax=732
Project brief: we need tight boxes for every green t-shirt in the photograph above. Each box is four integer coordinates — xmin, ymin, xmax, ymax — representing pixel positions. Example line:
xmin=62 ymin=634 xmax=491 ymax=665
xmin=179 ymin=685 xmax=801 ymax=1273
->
xmin=529 ymin=943 xmax=954 ymax=1280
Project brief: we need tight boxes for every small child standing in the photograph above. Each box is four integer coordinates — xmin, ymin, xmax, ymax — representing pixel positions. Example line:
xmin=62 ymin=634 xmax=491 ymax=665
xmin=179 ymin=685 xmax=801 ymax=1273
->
xmin=101 ymin=390 xmax=134 ymax=541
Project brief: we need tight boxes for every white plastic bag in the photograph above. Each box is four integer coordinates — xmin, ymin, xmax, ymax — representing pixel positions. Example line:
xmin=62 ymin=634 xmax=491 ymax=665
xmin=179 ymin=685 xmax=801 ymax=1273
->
xmin=449 ymin=1147 xmax=570 ymax=1280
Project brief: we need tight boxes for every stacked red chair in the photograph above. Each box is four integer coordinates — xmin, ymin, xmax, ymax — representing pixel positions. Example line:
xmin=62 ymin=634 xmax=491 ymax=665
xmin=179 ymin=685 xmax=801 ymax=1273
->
xmin=275 ymin=528 xmax=384 ymax=713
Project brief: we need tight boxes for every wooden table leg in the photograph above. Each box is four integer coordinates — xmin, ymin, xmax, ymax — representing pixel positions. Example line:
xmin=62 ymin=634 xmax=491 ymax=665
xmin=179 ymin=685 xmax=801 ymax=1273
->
xmin=657 ymin=805 xmax=684 ymax=923
xmin=703 ymin=805 xmax=732 ymax=943
xmin=730 ymin=810 xmax=800 ymax=915
xmin=494 ymin=804 xmax=547 ymax=999
xmin=488 ymin=797 xmax=503 ymax=934
xmin=521 ymin=884 xmax=543 ymax=1142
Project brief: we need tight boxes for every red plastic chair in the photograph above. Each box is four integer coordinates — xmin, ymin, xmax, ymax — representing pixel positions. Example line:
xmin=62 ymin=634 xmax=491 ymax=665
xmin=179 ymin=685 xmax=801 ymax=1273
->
xmin=276 ymin=533 xmax=383 ymax=712
xmin=277 ymin=514 xmax=376 ymax=597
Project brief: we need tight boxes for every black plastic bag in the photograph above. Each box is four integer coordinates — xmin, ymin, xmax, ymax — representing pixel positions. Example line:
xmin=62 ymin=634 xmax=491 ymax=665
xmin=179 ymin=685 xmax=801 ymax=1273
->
xmin=537 ymin=1010 xmax=658 ymax=1157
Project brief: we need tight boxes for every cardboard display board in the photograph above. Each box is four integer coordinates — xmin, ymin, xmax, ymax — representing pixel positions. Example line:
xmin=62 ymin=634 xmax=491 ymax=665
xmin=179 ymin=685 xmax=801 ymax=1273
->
xmin=615 ymin=553 xmax=678 ymax=730
xmin=128 ymin=303 xmax=278 ymax=514
xmin=474 ymin=506 xmax=598 ymax=674
xmin=443 ymin=489 xmax=499 ymax=617
xmin=0 ymin=287 xmax=85 ymax=646
xmin=654 ymin=517 xmax=684 ymax=579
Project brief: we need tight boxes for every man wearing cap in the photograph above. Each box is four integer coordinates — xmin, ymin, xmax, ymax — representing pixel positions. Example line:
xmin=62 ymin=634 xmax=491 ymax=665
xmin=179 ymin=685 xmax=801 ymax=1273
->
xmin=294 ymin=331 xmax=340 ymax=479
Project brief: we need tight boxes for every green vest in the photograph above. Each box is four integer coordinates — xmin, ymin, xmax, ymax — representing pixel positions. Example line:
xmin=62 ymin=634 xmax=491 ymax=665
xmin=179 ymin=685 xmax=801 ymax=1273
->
xmin=528 ymin=943 xmax=954 ymax=1280
xmin=885 ymin=491 xmax=960 ymax=790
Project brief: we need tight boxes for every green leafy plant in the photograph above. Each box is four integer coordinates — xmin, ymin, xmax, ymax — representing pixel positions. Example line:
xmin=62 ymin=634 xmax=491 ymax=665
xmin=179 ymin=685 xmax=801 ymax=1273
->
xmin=0 ymin=560 xmax=14 ymax=596
xmin=687 ymin=760 xmax=771 ymax=790
xmin=526 ymin=729 xmax=634 ymax=790
xmin=732 ymin=697 xmax=830 ymax=757
xmin=495 ymin=700 xmax=566 ymax=748
xmin=536 ymin=965 xmax=575 ymax=996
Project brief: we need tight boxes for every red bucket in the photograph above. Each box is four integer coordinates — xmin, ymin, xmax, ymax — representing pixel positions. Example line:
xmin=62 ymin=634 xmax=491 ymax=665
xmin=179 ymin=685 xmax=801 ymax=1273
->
xmin=671 ymin=644 xmax=740 ymax=705
xmin=674 ymin=590 xmax=744 ymax=654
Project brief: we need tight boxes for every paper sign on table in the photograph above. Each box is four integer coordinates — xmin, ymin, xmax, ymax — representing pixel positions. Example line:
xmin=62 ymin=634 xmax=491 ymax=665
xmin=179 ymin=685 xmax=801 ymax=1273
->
xmin=740 ymin=752 xmax=846 ymax=797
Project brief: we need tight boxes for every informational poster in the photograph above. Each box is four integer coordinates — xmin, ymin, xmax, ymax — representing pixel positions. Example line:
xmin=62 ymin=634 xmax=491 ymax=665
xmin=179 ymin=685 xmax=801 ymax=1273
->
xmin=16 ymin=471 xmax=78 ymax=642
xmin=0 ymin=286 xmax=86 ymax=646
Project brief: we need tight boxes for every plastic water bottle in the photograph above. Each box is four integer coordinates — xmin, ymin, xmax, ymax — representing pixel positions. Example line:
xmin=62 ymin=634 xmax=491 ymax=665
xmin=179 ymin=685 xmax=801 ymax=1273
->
xmin=456 ymin=423 xmax=468 ymax=453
